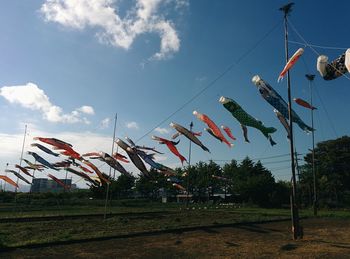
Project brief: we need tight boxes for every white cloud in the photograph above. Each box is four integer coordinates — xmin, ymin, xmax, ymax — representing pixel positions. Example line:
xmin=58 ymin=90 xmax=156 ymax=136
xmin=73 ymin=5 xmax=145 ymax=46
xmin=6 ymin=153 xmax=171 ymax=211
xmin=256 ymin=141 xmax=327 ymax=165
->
xmin=126 ymin=121 xmax=139 ymax=130
xmin=40 ymin=0 xmax=184 ymax=60
xmin=77 ymin=105 xmax=95 ymax=115
xmin=153 ymin=154 xmax=167 ymax=162
xmin=195 ymin=76 xmax=207 ymax=82
xmin=100 ymin=117 xmax=110 ymax=129
xmin=0 ymin=82 xmax=94 ymax=124
xmin=154 ymin=127 xmax=169 ymax=134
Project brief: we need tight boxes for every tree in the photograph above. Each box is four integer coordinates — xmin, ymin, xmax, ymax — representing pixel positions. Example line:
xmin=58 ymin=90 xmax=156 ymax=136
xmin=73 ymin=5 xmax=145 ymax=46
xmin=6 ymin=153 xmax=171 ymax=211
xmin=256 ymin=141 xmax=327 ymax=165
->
xmin=300 ymin=136 xmax=350 ymax=207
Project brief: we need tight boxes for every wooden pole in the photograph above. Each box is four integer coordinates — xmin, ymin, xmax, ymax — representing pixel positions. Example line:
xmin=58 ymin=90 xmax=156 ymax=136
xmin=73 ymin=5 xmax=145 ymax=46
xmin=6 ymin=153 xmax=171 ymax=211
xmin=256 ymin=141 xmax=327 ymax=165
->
xmin=279 ymin=2 xmax=301 ymax=240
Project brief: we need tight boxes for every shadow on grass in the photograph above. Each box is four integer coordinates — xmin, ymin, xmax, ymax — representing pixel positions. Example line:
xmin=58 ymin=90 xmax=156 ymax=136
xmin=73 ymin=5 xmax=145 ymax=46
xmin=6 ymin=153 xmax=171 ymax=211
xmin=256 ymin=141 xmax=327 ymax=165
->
xmin=235 ymin=224 xmax=271 ymax=234
xmin=280 ymin=243 xmax=298 ymax=251
xmin=225 ymin=241 xmax=239 ymax=247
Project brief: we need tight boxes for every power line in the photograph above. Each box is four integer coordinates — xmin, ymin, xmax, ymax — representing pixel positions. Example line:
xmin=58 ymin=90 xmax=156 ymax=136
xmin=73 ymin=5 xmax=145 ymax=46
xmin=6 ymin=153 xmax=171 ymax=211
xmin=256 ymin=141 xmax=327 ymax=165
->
xmin=211 ymin=152 xmax=306 ymax=163
xmin=135 ymin=21 xmax=282 ymax=143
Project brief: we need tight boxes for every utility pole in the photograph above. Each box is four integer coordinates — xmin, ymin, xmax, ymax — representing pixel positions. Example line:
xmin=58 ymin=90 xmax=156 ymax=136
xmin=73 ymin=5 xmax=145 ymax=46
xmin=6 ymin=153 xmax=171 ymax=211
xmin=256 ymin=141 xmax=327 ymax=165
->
xmin=279 ymin=2 xmax=301 ymax=240
xmin=306 ymin=74 xmax=317 ymax=216
xmin=104 ymin=113 xmax=118 ymax=220
xmin=186 ymin=121 xmax=193 ymax=208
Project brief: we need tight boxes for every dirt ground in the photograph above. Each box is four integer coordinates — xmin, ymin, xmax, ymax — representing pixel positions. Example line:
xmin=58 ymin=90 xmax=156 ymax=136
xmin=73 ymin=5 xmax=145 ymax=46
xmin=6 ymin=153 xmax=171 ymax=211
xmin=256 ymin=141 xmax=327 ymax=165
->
xmin=2 ymin=218 xmax=350 ymax=258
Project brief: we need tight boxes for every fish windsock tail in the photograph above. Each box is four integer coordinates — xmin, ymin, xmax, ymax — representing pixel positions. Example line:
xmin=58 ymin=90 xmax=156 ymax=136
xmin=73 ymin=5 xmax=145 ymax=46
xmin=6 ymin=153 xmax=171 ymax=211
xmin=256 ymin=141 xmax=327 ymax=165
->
xmin=264 ymin=127 xmax=277 ymax=135
xmin=179 ymin=155 xmax=187 ymax=165
xmin=202 ymin=145 xmax=210 ymax=153
xmin=224 ymin=140 xmax=234 ymax=148
xmin=269 ymin=136 xmax=277 ymax=146
xmin=261 ymin=126 xmax=277 ymax=139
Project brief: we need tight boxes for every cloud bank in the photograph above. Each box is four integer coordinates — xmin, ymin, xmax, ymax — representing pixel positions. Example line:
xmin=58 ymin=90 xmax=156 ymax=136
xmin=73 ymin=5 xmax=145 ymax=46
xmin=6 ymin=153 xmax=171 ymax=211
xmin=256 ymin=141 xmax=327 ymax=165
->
xmin=0 ymin=82 xmax=94 ymax=124
xmin=40 ymin=0 xmax=187 ymax=60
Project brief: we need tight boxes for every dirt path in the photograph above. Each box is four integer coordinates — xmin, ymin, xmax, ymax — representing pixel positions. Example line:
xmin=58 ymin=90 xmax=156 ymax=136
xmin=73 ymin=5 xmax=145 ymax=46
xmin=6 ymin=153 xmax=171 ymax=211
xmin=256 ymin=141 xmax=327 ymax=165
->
xmin=2 ymin=218 xmax=350 ymax=258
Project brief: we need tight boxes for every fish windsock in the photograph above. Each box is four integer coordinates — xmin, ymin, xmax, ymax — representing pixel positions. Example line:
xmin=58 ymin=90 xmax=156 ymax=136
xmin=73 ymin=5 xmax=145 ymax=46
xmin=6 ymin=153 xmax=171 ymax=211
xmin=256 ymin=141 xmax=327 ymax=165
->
xmin=31 ymin=143 xmax=60 ymax=157
xmin=204 ymin=128 xmax=222 ymax=143
xmin=15 ymin=164 xmax=33 ymax=177
xmin=193 ymin=111 xmax=233 ymax=148
xmin=274 ymin=109 xmax=290 ymax=139
xmin=27 ymin=151 xmax=59 ymax=171
xmin=278 ymin=48 xmax=304 ymax=82
xmin=0 ymin=175 xmax=18 ymax=188
xmin=5 ymin=169 xmax=31 ymax=185
xmin=293 ymin=98 xmax=317 ymax=110
xmin=116 ymin=139 xmax=150 ymax=177
xmin=152 ymin=136 xmax=187 ymax=164
xmin=48 ymin=174 xmax=70 ymax=189
xmin=170 ymin=122 xmax=210 ymax=152
xmin=173 ymin=183 xmax=186 ymax=191
xmin=241 ymin=124 xmax=250 ymax=143
xmin=219 ymin=96 xmax=276 ymax=145
xmin=252 ymin=75 xmax=313 ymax=133
xmin=221 ymin=125 xmax=236 ymax=141
xmin=317 ymin=49 xmax=350 ymax=80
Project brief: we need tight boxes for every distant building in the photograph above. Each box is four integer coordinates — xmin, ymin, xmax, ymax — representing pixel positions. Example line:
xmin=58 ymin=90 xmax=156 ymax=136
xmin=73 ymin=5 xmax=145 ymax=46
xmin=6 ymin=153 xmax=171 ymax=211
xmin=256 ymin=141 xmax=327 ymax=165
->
xmin=31 ymin=178 xmax=75 ymax=193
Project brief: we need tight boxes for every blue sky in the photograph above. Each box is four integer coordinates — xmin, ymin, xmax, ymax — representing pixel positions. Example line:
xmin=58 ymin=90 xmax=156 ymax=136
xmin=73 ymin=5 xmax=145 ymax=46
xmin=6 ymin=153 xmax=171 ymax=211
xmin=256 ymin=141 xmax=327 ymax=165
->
xmin=1 ymin=0 xmax=349 ymax=189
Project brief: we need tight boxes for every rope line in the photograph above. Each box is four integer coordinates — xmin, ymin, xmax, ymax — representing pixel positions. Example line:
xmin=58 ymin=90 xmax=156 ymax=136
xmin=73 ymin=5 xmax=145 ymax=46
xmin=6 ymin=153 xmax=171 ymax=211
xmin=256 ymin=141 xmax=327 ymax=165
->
xmin=135 ymin=21 xmax=282 ymax=143
xmin=288 ymin=20 xmax=350 ymax=81
xmin=288 ymin=40 xmax=348 ymax=50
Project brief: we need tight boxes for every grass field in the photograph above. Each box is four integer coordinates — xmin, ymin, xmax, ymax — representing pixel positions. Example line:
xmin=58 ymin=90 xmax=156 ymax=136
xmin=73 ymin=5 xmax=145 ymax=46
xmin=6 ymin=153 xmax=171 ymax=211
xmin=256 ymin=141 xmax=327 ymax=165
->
xmin=0 ymin=200 xmax=349 ymax=250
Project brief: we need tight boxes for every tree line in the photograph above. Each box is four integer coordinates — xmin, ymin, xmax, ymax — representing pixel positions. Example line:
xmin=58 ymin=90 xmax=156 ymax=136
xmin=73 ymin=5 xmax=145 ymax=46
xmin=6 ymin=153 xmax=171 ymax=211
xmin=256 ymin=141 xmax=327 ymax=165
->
xmin=91 ymin=136 xmax=350 ymax=208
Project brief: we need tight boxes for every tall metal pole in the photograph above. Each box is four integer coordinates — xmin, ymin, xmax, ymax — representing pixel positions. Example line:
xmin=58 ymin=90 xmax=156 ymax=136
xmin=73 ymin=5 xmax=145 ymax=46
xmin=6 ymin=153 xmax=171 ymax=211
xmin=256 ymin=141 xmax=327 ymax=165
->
xmin=15 ymin=125 xmax=28 ymax=192
xmin=186 ymin=121 xmax=193 ymax=208
xmin=104 ymin=113 xmax=117 ymax=219
xmin=306 ymin=74 xmax=317 ymax=216
xmin=280 ymin=3 xmax=301 ymax=240
xmin=3 ymin=163 xmax=9 ymax=191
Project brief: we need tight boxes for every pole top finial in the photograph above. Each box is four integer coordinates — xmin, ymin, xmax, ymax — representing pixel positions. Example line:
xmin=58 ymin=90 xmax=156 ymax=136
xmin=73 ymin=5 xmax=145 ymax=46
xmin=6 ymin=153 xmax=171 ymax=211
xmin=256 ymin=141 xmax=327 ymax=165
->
xmin=279 ymin=2 xmax=294 ymax=16
xmin=305 ymin=74 xmax=315 ymax=81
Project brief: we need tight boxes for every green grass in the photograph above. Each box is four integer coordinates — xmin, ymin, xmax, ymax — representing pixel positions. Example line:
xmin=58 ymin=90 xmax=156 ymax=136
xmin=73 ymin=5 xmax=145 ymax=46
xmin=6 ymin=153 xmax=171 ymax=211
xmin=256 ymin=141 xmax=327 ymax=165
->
xmin=0 ymin=202 xmax=349 ymax=248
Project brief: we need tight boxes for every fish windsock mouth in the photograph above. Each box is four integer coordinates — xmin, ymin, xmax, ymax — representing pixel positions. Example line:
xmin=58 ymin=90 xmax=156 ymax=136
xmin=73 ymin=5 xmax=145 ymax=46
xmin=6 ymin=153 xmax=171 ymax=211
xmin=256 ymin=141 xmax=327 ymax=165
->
xmin=317 ymin=55 xmax=328 ymax=76
xmin=219 ymin=96 xmax=228 ymax=104
xmin=115 ymin=139 xmax=121 ymax=144
xmin=317 ymin=55 xmax=328 ymax=64
xmin=345 ymin=49 xmax=350 ymax=72
xmin=296 ymin=48 xmax=304 ymax=55
xmin=169 ymin=122 xmax=175 ymax=127
xmin=252 ymin=75 xmax=261 ymax=85
xmin=192 ymin=110 xmax=198 ymax=115
xmin=151 ymin=136 xmax=158 ymax=140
